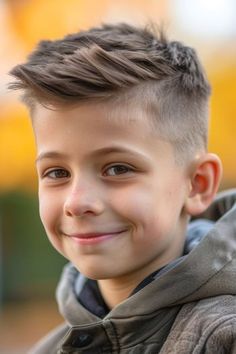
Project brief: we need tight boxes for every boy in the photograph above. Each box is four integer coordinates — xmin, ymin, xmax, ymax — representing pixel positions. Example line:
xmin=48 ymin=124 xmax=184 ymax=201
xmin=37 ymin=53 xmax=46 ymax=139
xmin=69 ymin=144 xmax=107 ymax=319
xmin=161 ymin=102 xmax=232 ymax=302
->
xmin=9 ymin=23 xmax=236 ymax=353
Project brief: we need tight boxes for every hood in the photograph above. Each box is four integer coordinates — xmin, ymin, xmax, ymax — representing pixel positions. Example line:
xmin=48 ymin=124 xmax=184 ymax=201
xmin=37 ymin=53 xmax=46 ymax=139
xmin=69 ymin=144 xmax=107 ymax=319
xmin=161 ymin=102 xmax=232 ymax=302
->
xmin=56 ymin=189 xmax=236 ymax=325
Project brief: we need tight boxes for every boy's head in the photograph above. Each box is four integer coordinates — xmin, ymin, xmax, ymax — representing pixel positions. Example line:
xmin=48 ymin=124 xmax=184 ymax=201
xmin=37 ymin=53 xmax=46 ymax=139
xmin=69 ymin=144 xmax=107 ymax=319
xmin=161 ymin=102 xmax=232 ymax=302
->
xmin=9 ymin=23 xmax=222 ymax=291
xmin=10 ymin=23 xmax=211 ymax=160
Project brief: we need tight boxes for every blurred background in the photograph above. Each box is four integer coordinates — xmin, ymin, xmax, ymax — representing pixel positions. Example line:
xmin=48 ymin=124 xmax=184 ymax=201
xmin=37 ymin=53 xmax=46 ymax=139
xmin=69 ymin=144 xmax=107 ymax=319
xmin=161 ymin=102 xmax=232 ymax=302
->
xmin=0 ymin=0 xmax=236 ymax=352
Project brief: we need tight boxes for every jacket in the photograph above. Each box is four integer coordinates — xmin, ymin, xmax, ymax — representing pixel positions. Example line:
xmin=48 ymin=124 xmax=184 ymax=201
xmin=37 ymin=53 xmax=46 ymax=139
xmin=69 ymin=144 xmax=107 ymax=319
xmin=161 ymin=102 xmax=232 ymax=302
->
xmin=29 ymin=190 xmax=236 ymax=354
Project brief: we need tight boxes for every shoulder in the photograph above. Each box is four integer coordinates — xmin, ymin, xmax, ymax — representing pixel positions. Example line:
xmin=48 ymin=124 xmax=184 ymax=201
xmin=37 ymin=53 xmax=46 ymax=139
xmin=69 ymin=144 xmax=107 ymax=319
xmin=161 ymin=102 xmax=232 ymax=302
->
xmin=160 ymin=295 xmax=236 ymax=354
xmin=27 ymin=322 xmax=69 ymax=354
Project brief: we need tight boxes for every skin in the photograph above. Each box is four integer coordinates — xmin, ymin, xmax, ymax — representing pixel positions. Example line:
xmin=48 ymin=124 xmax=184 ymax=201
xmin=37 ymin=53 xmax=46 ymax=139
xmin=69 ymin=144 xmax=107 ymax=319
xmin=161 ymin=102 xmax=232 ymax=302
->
xmin=33 ymin=102 xmax=208 ymax=308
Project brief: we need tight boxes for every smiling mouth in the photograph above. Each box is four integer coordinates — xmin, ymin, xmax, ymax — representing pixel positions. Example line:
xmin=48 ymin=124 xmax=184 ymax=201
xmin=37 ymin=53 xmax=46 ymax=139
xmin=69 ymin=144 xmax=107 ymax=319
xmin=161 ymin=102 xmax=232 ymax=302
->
xmin=64 ymin=229 xmax=127 ymax=245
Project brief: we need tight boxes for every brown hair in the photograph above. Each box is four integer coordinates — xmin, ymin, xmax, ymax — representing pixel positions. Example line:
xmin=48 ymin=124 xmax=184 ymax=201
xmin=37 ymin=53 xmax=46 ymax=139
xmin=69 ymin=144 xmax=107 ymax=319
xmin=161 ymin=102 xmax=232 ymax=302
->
xmin=9 ymin=23 xmax=211 ymax=159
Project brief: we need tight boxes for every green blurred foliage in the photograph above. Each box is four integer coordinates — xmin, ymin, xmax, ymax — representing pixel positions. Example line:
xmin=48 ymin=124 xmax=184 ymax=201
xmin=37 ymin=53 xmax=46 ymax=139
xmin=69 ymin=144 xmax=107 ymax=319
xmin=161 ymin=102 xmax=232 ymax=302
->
xmin=0 ymin=191 xmax=66 ymax=302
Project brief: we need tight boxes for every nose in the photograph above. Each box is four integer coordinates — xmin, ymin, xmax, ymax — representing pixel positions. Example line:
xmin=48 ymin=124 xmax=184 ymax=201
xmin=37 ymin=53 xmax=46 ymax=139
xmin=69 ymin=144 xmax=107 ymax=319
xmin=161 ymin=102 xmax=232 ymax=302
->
xmin=63 ymin=182 xmax=104 ymax=217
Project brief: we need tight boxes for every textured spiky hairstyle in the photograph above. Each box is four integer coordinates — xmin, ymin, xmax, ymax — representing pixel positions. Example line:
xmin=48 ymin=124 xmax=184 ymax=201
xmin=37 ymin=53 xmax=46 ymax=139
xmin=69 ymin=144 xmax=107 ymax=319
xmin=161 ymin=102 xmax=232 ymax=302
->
xmin=9 ymin=23 xmax=211 ymax=159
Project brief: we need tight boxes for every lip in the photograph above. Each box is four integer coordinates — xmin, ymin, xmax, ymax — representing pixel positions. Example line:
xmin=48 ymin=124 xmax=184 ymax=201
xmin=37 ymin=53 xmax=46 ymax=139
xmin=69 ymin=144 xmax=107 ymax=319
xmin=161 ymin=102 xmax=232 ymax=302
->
xmin=65 ymin=229 xmax=127 ymax=245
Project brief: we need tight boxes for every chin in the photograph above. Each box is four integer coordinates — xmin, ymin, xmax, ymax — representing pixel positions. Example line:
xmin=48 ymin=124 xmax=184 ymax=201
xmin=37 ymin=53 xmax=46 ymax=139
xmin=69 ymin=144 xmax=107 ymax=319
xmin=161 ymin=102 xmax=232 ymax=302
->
xmin=75 ymin=263 xmax=119 ymax=280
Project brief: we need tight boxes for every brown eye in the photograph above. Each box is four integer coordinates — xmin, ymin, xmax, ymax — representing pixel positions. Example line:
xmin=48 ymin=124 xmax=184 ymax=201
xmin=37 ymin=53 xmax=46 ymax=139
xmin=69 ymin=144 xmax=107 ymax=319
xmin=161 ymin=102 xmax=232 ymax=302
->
xmin=45 ymin=169 xmax=70 ymax=179
xmin=104 ymin=164 xmax=133 ymax=176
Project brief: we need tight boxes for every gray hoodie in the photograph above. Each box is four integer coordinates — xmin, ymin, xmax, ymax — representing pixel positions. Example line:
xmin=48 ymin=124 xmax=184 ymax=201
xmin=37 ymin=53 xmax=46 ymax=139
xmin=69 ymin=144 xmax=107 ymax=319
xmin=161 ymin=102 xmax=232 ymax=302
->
xmin=29 ymin=190 xmax=236 ymax=354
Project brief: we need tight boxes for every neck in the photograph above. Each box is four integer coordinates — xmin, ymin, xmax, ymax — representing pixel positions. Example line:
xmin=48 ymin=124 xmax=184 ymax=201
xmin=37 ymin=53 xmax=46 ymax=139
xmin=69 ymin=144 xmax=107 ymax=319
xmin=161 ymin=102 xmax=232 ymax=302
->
xmin=98 ymin=274 xmax=142 ymax=309
xmin=97 ymin=237 xmax=186 ymax=309
xmin=97 ymin=260 xmax=166 ymax=309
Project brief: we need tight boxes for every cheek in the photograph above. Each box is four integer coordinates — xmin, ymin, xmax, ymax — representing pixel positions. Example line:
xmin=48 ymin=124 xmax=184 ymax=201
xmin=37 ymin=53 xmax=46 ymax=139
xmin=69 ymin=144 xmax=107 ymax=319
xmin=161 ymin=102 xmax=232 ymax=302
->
xmin=113 ymin=182 xmax=184 ymax=242
xmin=38 ymin=191 xmax=57 ymax=233
xmin=38 ymin=192 xmax=65 ymax=252
xmin=38 ymin=192 xmax=46 ymax=224
xmin=111 ymin=186 xmax=157 ymax=225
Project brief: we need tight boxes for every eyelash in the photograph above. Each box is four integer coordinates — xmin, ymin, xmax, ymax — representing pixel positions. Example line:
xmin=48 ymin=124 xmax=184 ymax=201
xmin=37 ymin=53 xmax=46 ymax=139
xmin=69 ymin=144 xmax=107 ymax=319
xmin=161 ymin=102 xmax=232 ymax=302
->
xmin=41 ymin=163 xmax=135 ymax=181
xmin=103 ymin=164 xmax=135 ymax=177
xmin=43 ymin=168 xmax=70 ymax=179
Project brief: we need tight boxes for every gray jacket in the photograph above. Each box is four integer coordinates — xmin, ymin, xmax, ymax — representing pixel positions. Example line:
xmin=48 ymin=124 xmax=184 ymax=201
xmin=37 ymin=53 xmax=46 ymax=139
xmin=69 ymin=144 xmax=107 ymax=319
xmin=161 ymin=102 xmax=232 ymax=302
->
xmin=29 ymin=190 xmax=236 ymax=353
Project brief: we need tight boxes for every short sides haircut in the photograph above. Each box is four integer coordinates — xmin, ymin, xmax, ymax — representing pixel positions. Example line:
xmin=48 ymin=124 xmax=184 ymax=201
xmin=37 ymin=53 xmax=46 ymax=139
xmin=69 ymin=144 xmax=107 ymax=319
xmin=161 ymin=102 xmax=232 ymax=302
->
xmin=9 ymin=23 xmax=211 ymax=159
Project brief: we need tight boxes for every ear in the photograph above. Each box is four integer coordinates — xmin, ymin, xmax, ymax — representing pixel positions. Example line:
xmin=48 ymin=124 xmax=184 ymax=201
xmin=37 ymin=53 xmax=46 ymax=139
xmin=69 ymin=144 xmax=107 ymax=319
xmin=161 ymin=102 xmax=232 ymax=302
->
xmin=185 ymin=153 xmax=222 ymax=216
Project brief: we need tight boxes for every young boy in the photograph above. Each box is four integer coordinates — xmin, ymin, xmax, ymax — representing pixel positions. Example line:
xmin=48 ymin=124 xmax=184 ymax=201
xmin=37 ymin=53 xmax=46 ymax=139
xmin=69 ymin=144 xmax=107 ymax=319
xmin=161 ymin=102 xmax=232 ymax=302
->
xmin=9 ymin=23 xmax=236 ymax=354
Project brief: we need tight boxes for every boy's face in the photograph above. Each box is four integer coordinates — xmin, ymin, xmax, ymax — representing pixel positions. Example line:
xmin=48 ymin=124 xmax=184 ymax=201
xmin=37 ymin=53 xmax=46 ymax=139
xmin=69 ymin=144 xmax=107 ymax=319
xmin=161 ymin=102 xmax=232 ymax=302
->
xmin=34 ymin=103 xmax=191 ymax=282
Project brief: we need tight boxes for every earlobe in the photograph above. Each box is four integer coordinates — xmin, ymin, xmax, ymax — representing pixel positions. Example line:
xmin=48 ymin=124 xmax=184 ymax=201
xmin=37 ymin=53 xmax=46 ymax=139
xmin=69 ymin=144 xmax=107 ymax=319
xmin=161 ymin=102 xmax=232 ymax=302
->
xmin=185 ymin=153 xmax=222 ymax=216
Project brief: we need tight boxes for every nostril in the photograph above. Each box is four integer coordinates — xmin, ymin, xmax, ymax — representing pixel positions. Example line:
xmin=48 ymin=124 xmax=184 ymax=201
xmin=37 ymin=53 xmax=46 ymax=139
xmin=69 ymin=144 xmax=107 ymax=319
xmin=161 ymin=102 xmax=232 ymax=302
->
xmin=64 ymin=195 xmax=104 ymax=217
xmin=64 ymin=208 xmax=73 ymax=217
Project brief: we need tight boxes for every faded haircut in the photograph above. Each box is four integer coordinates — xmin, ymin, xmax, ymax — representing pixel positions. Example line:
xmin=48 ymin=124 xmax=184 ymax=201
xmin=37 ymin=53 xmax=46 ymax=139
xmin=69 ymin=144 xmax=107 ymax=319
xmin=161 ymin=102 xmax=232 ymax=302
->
xmin=9 ymin=23 xmax=211 ymax=160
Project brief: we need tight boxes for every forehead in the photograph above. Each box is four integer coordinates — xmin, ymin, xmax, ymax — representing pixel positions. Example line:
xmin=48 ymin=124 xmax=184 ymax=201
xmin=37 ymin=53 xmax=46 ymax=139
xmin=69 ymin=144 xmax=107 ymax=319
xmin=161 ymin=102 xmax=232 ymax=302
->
xmin=32 ymin=101 xmax=156 ymax=137
xmin=32 ymin=102 xmax=177 ymax=166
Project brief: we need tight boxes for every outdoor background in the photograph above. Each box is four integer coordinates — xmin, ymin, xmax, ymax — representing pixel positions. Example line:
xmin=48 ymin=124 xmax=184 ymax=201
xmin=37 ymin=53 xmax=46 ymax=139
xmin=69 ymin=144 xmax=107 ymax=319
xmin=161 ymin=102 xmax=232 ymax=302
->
xmin=0 ymin=0 xmax=236 ymax=353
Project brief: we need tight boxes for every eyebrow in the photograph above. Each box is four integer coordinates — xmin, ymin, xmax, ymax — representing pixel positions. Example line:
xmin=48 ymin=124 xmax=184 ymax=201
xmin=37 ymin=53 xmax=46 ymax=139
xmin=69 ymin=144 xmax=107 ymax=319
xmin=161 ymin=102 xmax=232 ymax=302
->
xmin=92 ymin=146 xmax=147 ymax=158
xmin=35 ymin=151 xmax=68 ymax=164
xmin=36 ymin=146 xmax=148 ymax=164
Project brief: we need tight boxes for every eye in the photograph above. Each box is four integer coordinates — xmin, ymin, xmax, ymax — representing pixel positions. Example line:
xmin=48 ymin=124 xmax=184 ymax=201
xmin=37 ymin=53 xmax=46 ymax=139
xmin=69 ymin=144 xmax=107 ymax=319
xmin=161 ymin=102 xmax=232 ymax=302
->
xmin=44 ymin=168 xmax=70 ymax=179
xmin=103 ymin=164 xmax=134 ymax=177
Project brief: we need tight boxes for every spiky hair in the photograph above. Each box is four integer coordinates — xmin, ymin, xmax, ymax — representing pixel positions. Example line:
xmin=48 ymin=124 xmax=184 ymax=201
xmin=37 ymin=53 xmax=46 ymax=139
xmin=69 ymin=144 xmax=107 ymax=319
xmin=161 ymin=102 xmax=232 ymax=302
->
xmin=9 ymin=23 xmax=211 ymax=158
